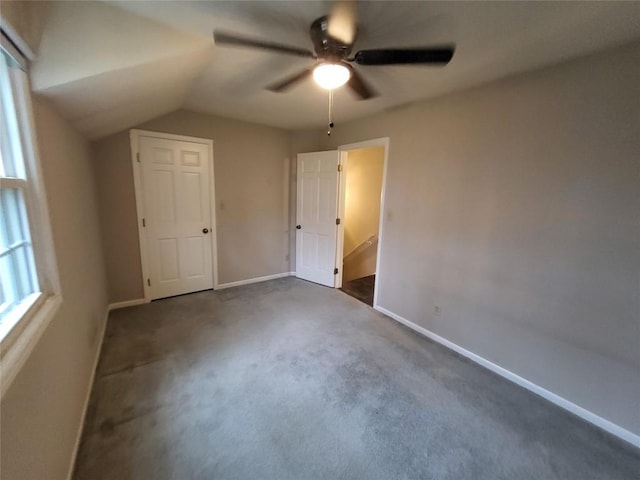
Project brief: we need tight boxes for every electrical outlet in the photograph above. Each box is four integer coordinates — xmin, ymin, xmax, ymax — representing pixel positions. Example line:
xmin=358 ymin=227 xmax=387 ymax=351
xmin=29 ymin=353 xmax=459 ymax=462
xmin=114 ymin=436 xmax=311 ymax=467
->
xmin=434 ymin=305 xmax=442 ymax=317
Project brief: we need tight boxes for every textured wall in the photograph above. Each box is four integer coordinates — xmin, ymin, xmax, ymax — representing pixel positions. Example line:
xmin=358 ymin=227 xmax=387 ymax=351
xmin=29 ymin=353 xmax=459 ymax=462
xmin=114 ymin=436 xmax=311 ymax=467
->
xmin=321 ymin=42 xmax=640 ymax=435
xmin=0 ymin=97 xmax=109 ymax=479
xmin=93 ymin=109 xmax=292 ymax=302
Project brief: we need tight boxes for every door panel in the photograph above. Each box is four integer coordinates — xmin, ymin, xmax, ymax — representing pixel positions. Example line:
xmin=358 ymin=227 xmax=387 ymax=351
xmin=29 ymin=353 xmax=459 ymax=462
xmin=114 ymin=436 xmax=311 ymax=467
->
xmin=140 ymin=136 xmax=213 ymax=299
xmin=153 ymin=170 xmax=176 ymax=222
xmin=296 ymin=151 xmax=340 ymax=287
xmin=184 ymin=236 xmax=205 ymax=277
xmin=182 ymin=172 xmax=203 ymax=221
xmin=159 ymin=238 xmax=179 ymax=281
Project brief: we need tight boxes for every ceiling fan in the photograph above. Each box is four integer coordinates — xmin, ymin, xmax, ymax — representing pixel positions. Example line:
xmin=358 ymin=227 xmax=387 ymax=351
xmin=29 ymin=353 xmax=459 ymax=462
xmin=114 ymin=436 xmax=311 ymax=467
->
xmin=213 ymin=2 xmax=455 ymax=100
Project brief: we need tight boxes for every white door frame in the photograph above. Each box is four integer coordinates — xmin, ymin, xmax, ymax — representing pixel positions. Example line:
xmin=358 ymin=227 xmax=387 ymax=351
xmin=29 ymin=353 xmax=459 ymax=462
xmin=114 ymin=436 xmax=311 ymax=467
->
xmin=336 ymin=137 xmax=390 ymax=308
xmin=130 ymin=129 xmax=219 ymax=302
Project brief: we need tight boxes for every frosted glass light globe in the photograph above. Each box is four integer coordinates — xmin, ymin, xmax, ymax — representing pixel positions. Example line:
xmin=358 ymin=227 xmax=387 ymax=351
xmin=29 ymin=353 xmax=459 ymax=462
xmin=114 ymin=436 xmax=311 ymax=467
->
xmin=313 ymin=63 xmax=351 ymax=90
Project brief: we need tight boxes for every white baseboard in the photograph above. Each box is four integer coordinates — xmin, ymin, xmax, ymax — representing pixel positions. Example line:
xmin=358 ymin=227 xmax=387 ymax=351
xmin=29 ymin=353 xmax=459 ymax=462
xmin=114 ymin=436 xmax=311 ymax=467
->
xmin=109 ymin=274 xmax=299 ymax=304
xmin=216 ymin=272 xmax=294 ymax=290
xmin=66 ymin=305 xmax=109 ymax=480
xmin=108 ymin=298 xmax=147 ymax=311
xmin=374 ymin=305 xmax=640 ymax=448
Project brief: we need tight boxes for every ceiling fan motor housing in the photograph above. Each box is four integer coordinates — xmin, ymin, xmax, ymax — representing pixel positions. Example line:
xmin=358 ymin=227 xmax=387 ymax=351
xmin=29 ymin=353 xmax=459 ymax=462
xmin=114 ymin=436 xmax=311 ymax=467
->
xmin=310 ymin=16 xmax=355 ymax=61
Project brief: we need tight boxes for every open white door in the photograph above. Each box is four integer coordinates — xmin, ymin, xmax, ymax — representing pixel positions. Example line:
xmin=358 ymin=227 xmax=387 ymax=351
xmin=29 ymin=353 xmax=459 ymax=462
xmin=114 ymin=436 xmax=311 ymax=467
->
xmin=139 ymin=135 xmax=214 ymax=299
xmin=296 ymin=151 xmax=340 ymax=287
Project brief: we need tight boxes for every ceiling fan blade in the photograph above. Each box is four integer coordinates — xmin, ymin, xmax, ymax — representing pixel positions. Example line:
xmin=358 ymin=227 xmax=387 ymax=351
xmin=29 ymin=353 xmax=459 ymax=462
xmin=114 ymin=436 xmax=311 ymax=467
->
xmin=214 ymin=31 xmax=316 ymax=59
xmin=345 ymin=65 xmax=377 ymax=100
xmin=328 ymin=0 xmax=357 ymax=46
xmin=354 ymin=46 xmax=455 ymax=65
xmin=266 ymin=68 xmax=313 ymax=92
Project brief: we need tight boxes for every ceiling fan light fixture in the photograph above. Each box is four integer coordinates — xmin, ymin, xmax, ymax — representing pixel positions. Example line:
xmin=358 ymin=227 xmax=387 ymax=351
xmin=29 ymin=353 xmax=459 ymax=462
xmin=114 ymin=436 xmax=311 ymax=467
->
xmin=313 ymin=63 xmax=350 ymax=90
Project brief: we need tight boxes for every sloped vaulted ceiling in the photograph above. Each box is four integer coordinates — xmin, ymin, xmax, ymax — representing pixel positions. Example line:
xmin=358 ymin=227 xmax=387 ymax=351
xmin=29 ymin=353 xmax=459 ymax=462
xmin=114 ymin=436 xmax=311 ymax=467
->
xmin=30 ymin=1 xmax=640 ymax=140
xmin=31 ymin=1 xmax=212 ymax=139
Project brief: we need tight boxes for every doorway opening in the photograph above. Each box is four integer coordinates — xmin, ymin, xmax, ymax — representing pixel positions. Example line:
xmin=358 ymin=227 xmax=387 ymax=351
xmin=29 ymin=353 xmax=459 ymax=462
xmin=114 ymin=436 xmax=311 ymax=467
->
xmin=338 ymin=143 xmax=386 ymax=306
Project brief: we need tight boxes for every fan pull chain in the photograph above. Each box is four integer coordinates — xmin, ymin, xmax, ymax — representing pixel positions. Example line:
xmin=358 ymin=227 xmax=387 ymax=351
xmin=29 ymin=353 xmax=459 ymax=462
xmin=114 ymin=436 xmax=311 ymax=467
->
xmin=327 ymin=89 xmax=335 ymax=136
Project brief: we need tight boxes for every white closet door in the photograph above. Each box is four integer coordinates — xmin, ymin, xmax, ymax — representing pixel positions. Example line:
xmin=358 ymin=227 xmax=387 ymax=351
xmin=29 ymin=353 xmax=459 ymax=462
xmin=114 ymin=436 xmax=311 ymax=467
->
xmin=140 ymin=136 xmax=213 ymax=299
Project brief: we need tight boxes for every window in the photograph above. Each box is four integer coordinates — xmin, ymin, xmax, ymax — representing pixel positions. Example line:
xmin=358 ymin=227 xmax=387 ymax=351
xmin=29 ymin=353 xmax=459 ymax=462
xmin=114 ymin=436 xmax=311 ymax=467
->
xmin=0 ymin=33 xmax=61 ymax=396
xmin=0 ymin=51 xmax=39 ymax=328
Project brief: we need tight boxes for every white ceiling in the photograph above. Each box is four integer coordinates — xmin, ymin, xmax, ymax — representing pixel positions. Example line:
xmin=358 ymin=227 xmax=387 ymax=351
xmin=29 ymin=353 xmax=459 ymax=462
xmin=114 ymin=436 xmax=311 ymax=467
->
xmin=31 ymin=1 xmax=640 ymax=140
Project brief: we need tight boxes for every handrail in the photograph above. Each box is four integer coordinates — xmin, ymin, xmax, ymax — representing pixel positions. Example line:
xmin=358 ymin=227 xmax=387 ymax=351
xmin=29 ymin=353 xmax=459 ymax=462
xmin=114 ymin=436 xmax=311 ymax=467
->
xmin=343 ymin=234 xmax=378 ymax=263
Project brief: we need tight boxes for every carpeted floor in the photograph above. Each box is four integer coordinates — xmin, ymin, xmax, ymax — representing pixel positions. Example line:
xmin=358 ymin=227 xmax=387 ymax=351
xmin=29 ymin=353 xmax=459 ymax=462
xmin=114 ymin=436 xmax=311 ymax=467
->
xmin=341 ymin=274 xmax=375 ymax=306
xmin=74 ymin=277 xmax=639 ymax=480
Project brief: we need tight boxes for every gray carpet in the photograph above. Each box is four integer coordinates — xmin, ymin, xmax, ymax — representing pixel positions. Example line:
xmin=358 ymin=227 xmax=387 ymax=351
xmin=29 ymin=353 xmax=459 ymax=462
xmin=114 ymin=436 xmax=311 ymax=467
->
xmin=74 ymin=277 xmax=639 ymax=480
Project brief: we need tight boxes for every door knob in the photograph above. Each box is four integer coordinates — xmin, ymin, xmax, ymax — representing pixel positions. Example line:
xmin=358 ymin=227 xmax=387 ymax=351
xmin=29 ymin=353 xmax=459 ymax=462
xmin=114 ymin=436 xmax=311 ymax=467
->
xmin=202 ymin=228 xmax=209 ymax=234
xmin=296 ymin=225 xmax=301 ymax=229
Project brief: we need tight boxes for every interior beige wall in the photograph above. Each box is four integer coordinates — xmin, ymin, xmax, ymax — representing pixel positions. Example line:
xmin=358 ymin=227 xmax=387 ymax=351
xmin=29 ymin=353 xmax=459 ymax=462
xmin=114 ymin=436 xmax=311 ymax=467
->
xmin=93 ymin=133 xmax=143 ymax=302
xmin=320 ymin=42 xmax=640 ymax=436
xmin=343 ymin=244 xmax=378 ymax=283
xmin=93 ymin=109 xmax=292 ymax=302
xmin=0 ymin=1 xmax=51 ymax=56
xmin=343 ymin=147 xmax=384 ymax=254
xmin=0 ymin=97 xmax=109 ymax=479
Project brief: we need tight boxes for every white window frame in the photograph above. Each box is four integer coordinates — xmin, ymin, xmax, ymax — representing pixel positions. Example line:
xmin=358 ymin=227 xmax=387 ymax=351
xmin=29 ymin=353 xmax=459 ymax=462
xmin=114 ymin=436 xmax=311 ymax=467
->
xmin=0 ymin=32 xmax=61 ymax=397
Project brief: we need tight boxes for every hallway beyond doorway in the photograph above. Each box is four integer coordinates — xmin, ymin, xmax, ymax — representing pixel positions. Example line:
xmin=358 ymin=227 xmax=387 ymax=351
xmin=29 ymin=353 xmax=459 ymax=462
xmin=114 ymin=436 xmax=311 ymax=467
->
xmin=341 ymin=274 xmax=375 ymax=306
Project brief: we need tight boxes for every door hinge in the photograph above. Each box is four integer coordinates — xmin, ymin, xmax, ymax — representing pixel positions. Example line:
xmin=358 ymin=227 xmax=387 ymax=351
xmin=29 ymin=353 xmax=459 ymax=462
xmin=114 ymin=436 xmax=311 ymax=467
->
xmin=142 ymin=218 xmax=146 ymax=227
xmin=336 ymin=218 xmax=341 ymax=225
xmin=334 ymin=268 xmax=339 ymax=275
xmin=136 ymin=152 xmax=140 ymax=163
xmin=338 ymin=164 xmax=343 ymax=172
xmin=147 ymin=278 xmax=151 ymax=286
